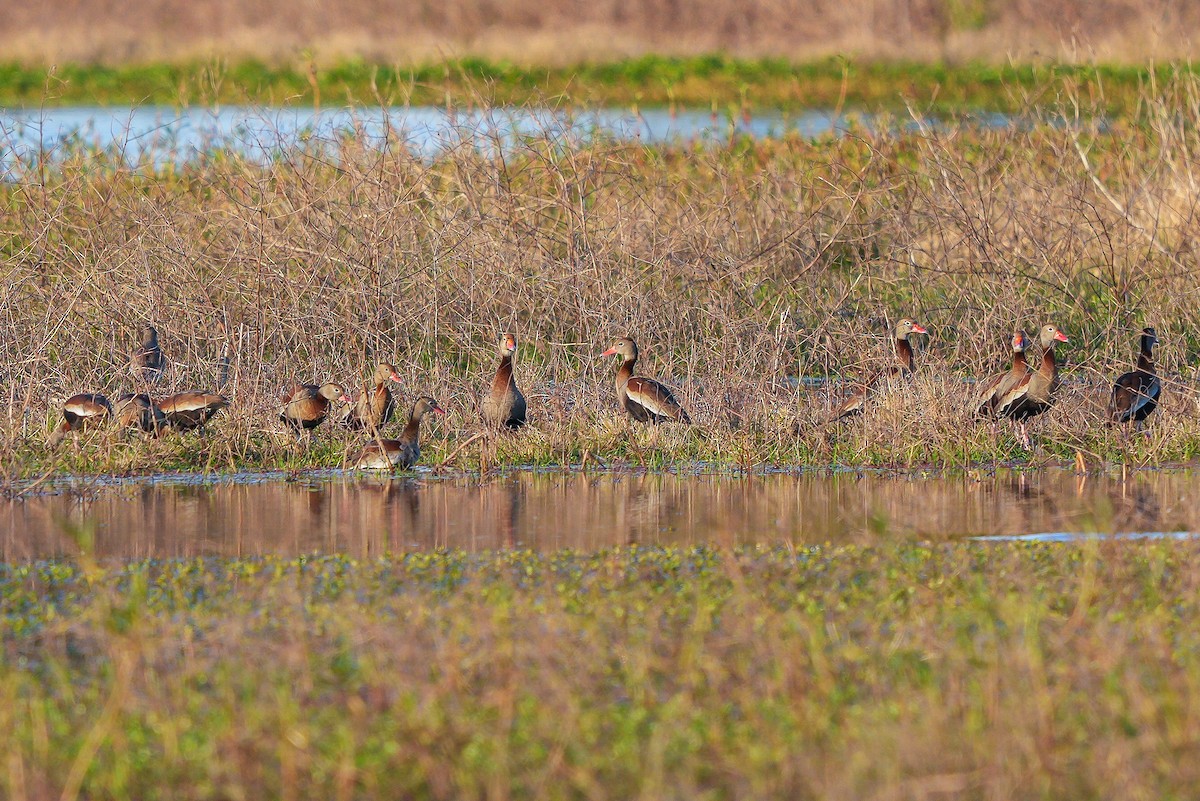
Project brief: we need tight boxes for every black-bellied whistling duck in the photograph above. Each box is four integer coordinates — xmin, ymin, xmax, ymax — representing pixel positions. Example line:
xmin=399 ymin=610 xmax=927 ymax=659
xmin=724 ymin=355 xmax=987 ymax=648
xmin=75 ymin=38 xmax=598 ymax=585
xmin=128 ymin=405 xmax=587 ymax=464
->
xmin=115 ymin=393 xmax=166 ymax=436
xmin=1109 ymin=327 xmax=1161 ymax=426
xmin=995 ymin=324 xmax=1069 ymax=447
xmin=832 ymin=317 xmax=927 ymax=420
xmin=482 ymin=332 xmax=526 ymax=430
xmin=354 ymin=396 xmax=446 ymax=469
xmin=600 ymin=337 xmax=691 ymax=424
xmin=280 ymin=382 xmax=350 ymax=433
xmin=337 ymin=363 xmax=402 ymax=432
xmin=131 ymin=325 xmax=166 ymax=383
xmin=48 ymin=393 xmax=112 ymax=448
xmin=159 ymin=392 xmax=229 ymax=432
xmin=975 ymin=330 xmax=1030 ymax=418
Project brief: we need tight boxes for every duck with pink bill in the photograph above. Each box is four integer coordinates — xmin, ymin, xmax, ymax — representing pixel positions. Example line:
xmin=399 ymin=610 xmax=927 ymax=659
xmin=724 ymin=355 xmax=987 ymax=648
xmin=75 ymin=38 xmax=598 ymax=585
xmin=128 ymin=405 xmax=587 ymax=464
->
xmin=600 ymin=337 xmax=691 ymax=424
xmin=994 ymin=324 xmax=1069 ymax=448
xmin=831 ymin=317 xmax=927 ymax=421
xmin=975 ymin=329 xmax=1030 ymax=418
xmin=482 ymin=332 xmax=527 ymax=430
xmin=355 ymin=396 xmax=447 ymax=469
xmin=337 ymin=363 xmax=403 ymax=433
xmin=279 ymin=382 xmax=351 ymax=434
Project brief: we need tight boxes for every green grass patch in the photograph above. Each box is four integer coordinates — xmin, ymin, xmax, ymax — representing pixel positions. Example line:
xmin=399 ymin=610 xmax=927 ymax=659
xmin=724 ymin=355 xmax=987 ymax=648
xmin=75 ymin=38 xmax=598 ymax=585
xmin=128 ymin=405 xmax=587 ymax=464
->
xmin=0 ymin=56 xmax=1182 ymax=113
xmin=3 ymin=543 xmax=1200 ymax=797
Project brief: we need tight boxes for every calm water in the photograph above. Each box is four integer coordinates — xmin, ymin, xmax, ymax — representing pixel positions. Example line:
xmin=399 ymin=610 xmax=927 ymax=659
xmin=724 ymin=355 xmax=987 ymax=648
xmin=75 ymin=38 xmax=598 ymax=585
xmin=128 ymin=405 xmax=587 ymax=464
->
xmin=0 ymin=105 xmax=1012 ymax=168
xmin=0 ymin=469 xmax=1192 ymax=560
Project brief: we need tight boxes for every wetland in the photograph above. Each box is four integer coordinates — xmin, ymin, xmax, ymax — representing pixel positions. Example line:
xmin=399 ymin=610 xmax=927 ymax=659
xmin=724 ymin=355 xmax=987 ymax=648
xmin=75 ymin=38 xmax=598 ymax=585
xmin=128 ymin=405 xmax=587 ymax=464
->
xmin=6 ymin=50 xmax=1200 ymax=800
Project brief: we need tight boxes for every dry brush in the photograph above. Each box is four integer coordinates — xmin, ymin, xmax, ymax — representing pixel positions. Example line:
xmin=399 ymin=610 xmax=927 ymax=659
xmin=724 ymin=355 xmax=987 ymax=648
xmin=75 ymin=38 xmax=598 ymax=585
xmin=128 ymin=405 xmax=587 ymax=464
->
xmin=4 ymin=79 xmax=1200 ymax=472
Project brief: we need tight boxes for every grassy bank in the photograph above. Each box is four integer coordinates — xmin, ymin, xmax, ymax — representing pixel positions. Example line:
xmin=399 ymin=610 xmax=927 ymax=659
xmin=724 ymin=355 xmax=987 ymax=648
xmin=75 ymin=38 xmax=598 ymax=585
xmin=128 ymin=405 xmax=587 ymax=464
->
xmin=13 ymin=373 xmax=1200 ymax=481
xmin=5 ymin=75 xmax=1200 ymax=477
xmin=0 ymin=57 xmax=1182 ymax=112
xmin=4 ymin=543 xmax=1200 ymax=797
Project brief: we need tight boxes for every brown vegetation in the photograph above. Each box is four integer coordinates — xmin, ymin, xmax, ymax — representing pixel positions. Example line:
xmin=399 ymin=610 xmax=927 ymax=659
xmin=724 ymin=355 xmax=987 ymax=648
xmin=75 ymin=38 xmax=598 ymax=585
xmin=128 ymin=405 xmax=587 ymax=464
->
xmin=2 ymin=0 xmax=1198 ymax=65
xmin=5 ymin=77 xmax=1200 ymax=471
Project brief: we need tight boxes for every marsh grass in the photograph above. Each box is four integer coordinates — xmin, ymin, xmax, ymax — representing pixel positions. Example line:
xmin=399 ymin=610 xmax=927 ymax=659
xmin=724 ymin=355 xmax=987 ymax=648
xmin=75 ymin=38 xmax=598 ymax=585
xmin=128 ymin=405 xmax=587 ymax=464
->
xmin=0 ymin=58 xmax=1177 ymax=113
xmin=6 ymin=74 xmax=1200 ymax=478
xmin=5 ymin=543 xmax=1200 ymax=798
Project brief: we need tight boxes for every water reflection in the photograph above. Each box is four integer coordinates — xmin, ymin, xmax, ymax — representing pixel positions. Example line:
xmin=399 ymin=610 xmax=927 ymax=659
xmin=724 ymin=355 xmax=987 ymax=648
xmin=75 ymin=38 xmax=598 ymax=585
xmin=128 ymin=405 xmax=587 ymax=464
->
xmin=0 ymin=469 xmax=1194 ymax=560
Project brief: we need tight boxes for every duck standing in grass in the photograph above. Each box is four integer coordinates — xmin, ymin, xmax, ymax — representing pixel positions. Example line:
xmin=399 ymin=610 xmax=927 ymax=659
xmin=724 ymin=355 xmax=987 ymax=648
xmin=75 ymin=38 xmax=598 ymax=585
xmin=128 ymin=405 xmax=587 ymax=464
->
xmin=482 ymin=332 xmax=526 ymax=430
xmin=280 ymin=382 xmax=350 ymax=435
xmin=130 ymin=325 xmax=166 ymax=383
xmin=48 ymin=393 xmax=112 ymax=448
xmin=975 ymin=329 xmax=1030 ymax=418
xmin=995 ymin=324 xmax=1069 ymax=448
xmin=337 ymin=363 xmax=402 ymax=433
xmin=115 ymin=393 xmax=166 ymax=436
xmin=354 ymin=396 xmax=446 ymax=469
xmin=600 ymin=337 xmax=691 ymax=424
xmin=831 ymin=317 xmax=927 ymax=421
xmin=1109 ymin=327 xmax=1161 ymax=426
xmin=159 ymin=392 xmax=229 ymax=432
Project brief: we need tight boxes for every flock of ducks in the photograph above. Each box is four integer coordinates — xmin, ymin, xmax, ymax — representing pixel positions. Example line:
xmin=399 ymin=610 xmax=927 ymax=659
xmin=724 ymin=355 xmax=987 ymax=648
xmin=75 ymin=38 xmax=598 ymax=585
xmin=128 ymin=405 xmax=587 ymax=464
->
xmin=829 ymin=320 xmax=1160 ymax=448
xmin=828 ymin=319 xmax=1160 ymax=448
xmin=47 ymin=321 xmax=1162 ymax=467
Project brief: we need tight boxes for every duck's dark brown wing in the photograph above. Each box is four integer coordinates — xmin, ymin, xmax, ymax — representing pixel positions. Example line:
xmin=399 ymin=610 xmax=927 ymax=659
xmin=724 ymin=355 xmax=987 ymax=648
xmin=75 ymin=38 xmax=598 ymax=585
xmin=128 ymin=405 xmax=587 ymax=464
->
xmin=994 ymin=369 xmax=1035 ymax=417
xmin=63 ymin=393 xmax=112 ymax=425
xmin=831 ymin=368 xmax=892 ymax=421
xmin=625 ymin=376 xmax=691 ymax=424
xmin=832 ymin=383 xmax=869 ymax=420
xmin=974 ymin=371 xmax=1007 ymax=417
xmin=161 ymin=392 xmax=228 ymax=430
xmin=1109 ymin=370 xmax=1161 ymax=423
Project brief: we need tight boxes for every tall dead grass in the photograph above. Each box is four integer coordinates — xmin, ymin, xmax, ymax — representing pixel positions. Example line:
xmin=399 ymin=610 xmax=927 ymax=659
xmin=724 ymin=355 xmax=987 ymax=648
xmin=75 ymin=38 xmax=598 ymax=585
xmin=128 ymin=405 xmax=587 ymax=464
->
xmin=1 ymin=0 xmax=1198 ymax=65
xmin=4 ymin=75 xmax=1200 ymax=471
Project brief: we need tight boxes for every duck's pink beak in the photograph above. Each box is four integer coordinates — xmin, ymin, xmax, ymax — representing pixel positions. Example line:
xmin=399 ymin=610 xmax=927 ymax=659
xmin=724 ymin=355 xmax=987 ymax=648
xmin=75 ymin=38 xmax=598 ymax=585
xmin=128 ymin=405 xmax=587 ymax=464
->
xmin=910 ymin=323 xmax=928 ymax=335
xmin=390 ymin=372 xmax=402 ymax=383
xmin=433 ymin=405 xmax=447 ymax=416
xmin=600 ymin=346 xmax=617 ymax=357
xmin=1054 ymin=331 xmax=1069 ymax=343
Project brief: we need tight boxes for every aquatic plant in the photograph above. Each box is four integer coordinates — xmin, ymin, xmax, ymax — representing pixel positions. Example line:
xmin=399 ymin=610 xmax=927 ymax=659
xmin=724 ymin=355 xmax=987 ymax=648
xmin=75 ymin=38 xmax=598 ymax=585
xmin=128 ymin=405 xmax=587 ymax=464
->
xmin=3 ymin=543 xmax=1200 ymax=797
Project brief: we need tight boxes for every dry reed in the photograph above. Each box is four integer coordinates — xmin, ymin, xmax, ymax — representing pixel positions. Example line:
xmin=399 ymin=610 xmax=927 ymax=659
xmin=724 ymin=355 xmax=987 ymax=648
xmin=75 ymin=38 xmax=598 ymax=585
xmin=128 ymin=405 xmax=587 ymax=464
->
xmin=4 ymin=75 xmax=1200 ymax=474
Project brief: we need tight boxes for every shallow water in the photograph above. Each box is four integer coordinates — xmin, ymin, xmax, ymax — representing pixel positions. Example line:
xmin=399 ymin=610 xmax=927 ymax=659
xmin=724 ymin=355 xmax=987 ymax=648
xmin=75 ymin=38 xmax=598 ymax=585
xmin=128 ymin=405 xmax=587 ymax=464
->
xmin=0 ymin=105 xmax=1012 ymax=168
xmin=0 ymin=468 xmax=1194 ymax=560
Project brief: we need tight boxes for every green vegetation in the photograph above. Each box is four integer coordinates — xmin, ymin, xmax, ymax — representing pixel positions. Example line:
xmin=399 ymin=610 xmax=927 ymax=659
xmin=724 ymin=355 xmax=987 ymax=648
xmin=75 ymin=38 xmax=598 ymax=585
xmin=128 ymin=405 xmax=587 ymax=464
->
xmin=4 ymin=543 xmax=1200 ymax=797
xmin=0 ymin=56 xmax=1182 ymax=112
